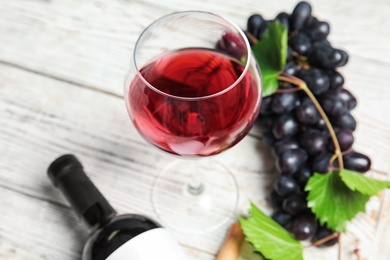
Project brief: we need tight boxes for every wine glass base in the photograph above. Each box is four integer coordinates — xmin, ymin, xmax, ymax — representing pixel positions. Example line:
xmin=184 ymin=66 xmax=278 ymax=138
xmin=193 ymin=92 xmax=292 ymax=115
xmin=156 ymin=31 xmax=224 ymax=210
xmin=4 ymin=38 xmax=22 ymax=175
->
xmin=151 ymin=159 xmax=239 ymax=234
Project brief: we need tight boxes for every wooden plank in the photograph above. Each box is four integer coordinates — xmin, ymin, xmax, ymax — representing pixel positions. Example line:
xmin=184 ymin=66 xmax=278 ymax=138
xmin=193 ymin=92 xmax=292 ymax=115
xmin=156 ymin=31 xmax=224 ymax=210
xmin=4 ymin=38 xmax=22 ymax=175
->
xmin=344 ymin=56 xmax=390 ymax=174
xmin=0 ymin=185 xmax=86 ymax=260
xmin=372 ymin=191 xmax=390 ymax=258
xmin=372 ymin=173 xmax=390 ymax=259
xmin=140 ymin=0 xmax=390 ymax=64
xmin=0 ymin=0 xmax=167 ymax=95
xmin=0 ymin=0 xmax=389 ymax=97
xmin=0 ymin=62 xmax=275 ymax=258
xmin=0 ymin=184 xmax=217 ymax=259
xmin=0 ymin=0 xmax=389 ymax=259
xmin=0 ymin=0 xmax=388 ymax=174
xmin=0 ymin=62 xmax=388 ymax=259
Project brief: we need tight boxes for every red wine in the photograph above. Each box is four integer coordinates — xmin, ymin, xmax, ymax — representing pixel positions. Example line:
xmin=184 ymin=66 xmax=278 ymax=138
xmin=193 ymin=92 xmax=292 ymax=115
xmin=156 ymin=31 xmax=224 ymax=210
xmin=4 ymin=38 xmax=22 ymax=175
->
xmin=48 ymin=155 xmax=188 ymax=260
xmin=127 ymin=48 xmax=261 ymax=156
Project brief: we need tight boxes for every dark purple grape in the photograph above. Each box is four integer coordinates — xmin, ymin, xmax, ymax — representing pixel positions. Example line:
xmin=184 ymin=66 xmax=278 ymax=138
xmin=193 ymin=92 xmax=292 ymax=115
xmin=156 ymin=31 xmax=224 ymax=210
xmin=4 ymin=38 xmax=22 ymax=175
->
xmin=308 ymin=44 xmax=345 ymax=69
xmin=303 ymin=15 xmax=318 ymax=29
xmin=328 ymin=129 xmax=354 ymax=152
xmin=343 ymin=152 xmax=371 ymax=173
xmin=297 ymin=68 xmax=330 ymax=95
xmin=247 ymin=14 xmax=268 ymax=39
xmin=273 ymin=138 xmax=300 ymax=156
xmin=299 ymin=128 xmax=328 ymax=156
xmin=269 ymin=190 xmax=284 ymax=208
xmin=272 ymin=209 xmax=292 ymax=229
xmin=216 ymin=32 xmax=246 ymax=59
xmin=287 ymin=45 xmax=293 ymax=62
xmin=257 ymin=115 xmax=275 ymax=131
xmin=337 ymin=49 xmax=349 ymax=67
xmin=328 ymin=70 xmax=344 ymax=89
xmin=312 ymin=225 xmax=338 ymax=247
xmin=271 ymin=92 xmax=300 ymax=114
xmin=314 ymin=39 xmax=331 ymax=47
xmin=312 ymin=153 xmax=333 ymax=173
xmin=276 ymin=149 xmax=308 ymax=174
xmin=282 ymin=194 xmax=307 ymax=215
xmin=291 ymin=211 xmax=317 ymax=240
xmin=289 ymin=32 xmax=312 ymax=55
xmin=293 ymin=166 xmax=312 ymax=188
xmin=319 ymin=91 xmax=348 ymax=117
xmin=290 ymin=1 xmax=312 ymax=30
xmin=331 ymin=112 xmax=357 ymax=131
xmin=315 ymin=118 xmax=327 ymax=130
xmin=274 ymin=175 xmax=299 ymax=197
xmin=307 ymin=43 xmax=333 ymax=68
xmin=259 ymin=96 xmax=273 ymax=115
xmin=263 ymin=130 xmax=276 ymax=146
xmin=284 ymin=63 xmax=298 ymax=76
xmin=275 ymin=12 xmax=290 ymax=31
xmin=272 ymin=114 xmax=299 ymax=139
xmin=338 ymin=89 xmax=357 ymax=110
xmin=296 ymin=98 xmax=320 ymax=125
xmin=305 ymin=21 xmax=330 ymax=41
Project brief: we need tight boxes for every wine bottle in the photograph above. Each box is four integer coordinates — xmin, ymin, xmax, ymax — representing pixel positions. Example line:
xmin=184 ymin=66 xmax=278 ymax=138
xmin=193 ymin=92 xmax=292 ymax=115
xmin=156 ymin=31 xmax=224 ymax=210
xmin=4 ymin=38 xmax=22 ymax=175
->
xmin=47 ymin=154 xmax=189 ymax=260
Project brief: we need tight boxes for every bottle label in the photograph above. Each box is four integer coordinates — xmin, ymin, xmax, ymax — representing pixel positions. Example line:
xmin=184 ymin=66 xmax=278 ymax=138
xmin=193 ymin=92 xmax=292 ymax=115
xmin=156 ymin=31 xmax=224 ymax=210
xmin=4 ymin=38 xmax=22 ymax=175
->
xmin=106 ymin=228 xmax=189 ymax=260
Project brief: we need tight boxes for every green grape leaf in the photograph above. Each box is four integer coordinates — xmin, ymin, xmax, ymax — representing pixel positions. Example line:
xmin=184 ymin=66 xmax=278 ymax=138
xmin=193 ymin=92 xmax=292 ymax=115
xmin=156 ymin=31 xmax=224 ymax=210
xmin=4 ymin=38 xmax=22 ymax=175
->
xmin=305 ymin=171 xmax=371 ymax=232
xmin=239 ymin=203 xmax=303 ymax=260
xmin=340 ymin=169 xmax=390 ymax=196
xmin=251 ymin=22 xmax=287 ymax=97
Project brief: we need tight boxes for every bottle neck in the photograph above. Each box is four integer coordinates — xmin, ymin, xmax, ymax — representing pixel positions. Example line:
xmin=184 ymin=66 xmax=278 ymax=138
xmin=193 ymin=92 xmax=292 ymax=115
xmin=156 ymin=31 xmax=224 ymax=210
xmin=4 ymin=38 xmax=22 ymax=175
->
xmin=48 ymin=155 xmax=116 ymax=230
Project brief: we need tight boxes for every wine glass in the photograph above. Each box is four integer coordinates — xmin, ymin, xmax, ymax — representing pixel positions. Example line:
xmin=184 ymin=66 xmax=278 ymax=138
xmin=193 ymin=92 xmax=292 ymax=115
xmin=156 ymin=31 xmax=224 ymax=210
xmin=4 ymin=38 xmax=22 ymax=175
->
xmin=124 ymin=11 xmax=262 ymax=233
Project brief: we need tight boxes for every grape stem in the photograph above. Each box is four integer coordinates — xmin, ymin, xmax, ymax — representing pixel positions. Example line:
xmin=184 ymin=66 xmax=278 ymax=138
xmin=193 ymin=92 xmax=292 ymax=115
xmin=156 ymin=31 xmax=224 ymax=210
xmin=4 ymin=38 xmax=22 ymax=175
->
xmin=278 ymin=72 xmax=344 ymax=260
xmin=329 ymin=154 xmax=338 ymax=169
xmin=338 ymin=233 xmax=342 ymax=260
xmin=275 ymin=87 xmax=301 ymax=93
xmin=277 ymin=72 xmax=344 ymax=169
xmin=245 ymin=32 xmax=258 ymax=45
xmin=305 ymin=232 xmax=339 ymax=248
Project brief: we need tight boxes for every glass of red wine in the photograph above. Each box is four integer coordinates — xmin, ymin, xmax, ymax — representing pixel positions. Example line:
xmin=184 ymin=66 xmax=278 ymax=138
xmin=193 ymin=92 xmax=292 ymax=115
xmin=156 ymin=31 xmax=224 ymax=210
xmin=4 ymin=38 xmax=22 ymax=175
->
xmin=124 ymin=11 xmax=262 ymax=233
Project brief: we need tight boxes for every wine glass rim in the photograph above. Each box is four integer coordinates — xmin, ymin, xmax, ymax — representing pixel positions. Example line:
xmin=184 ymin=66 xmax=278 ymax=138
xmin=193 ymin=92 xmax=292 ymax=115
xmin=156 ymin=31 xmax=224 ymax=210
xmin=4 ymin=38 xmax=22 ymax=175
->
xmin=131 ymin=10 xmax=253 ymax=101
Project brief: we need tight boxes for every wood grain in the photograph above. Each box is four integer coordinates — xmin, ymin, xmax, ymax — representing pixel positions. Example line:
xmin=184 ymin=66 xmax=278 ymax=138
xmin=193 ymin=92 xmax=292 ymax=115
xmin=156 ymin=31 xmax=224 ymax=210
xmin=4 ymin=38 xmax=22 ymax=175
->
xmin=0 ymin=0 xmax=389 ymax=174
xmin=0 ymin=62 xmax=275 ymax=259
xmin=0 ymin=0 xmax=389 ymax=95
xmin=0 ymin=0 xmax=389 ymax=259
xmin=0 ymin=57 xmax=388 ymax=259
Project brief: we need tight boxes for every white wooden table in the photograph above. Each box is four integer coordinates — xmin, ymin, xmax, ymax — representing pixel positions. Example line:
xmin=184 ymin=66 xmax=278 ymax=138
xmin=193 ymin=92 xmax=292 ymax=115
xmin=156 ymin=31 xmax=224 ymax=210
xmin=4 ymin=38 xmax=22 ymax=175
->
xmin=1 ymin=0 xmax=389 ymax=259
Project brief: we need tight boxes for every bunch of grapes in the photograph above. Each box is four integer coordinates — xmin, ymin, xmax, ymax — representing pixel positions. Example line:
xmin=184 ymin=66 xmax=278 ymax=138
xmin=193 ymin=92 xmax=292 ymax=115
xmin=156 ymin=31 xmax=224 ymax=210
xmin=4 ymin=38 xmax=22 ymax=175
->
xmin=246 ymin=2 xmax=371 ymax=245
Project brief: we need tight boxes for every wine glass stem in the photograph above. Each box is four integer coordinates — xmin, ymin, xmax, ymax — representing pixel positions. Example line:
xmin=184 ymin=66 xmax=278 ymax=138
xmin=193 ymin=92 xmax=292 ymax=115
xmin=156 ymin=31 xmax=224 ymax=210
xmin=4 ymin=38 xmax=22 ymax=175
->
xmin=188 ymin=160 xmax=204 ymax=195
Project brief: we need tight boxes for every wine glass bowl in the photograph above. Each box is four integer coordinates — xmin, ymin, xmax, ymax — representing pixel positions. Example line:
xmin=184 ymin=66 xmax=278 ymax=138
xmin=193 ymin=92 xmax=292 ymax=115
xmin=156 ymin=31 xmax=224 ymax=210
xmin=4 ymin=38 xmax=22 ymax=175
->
xmin=124 ymin=11 xmax=262 ymax=233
